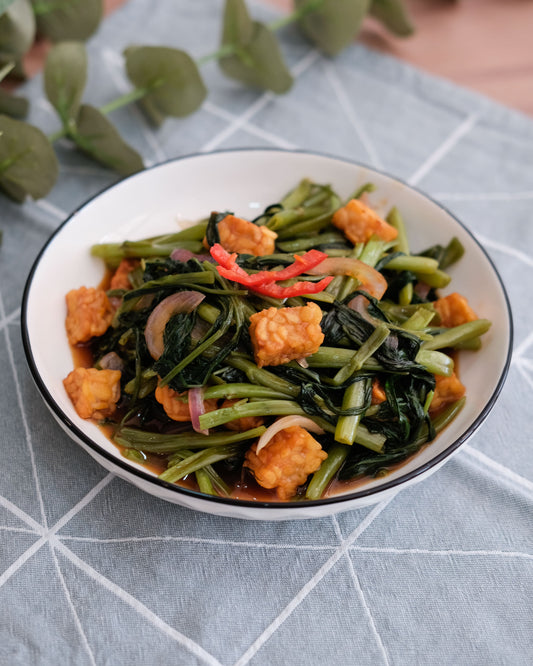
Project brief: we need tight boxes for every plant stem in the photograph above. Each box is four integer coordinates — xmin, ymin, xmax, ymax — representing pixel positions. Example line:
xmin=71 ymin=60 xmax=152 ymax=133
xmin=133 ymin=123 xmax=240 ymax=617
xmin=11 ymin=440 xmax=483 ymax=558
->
xmin=99 ymin=87 xmax=149 ymax=115
xmin=269 ymin=0 xmax=324 ymax=31
xmin=115 ymin=425 xmax=266 ymax=454
xmin=421 ymin=319 xmax=492 ymax=351
xmin=306 ymin=442 xmax=349 ymax=500
xmin=332 ymin=323 xmax=390 ymax=385
xmin=48 ymin=127 xmax=68 ymax=143
xmin=196 ymin=43 xmax=238 ymax=66
xmin=334 ymin=379 xmax=369 ymax=446
xmin=48 ymin=86 xmax=150 ymax=144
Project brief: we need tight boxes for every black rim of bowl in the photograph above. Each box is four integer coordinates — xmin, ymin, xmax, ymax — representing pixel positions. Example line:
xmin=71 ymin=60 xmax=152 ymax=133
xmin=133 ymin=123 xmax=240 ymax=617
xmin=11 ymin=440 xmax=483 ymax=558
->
xmin=21 ymin=148 xmax=514 ymax=511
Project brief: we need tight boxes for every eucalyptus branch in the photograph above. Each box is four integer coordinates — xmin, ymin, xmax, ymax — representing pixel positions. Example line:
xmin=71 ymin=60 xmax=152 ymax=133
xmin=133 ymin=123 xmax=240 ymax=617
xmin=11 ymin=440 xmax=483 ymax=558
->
xmin=197 ymin=0 xmax=324 ymax=65
xmin=196 ymin=43 xmax=238 ymax=67
xmin=47 ymin=87 xmax=150 ymax=143
xmin=47 ymin=126 xmax=67 ymax=143
xmin=47 ymin=0 xmax=325 ymax=144
xmin=0 ymin=0 xmax=415 ymax=206
xmin=99 ymin=86 xmax=150 ymax=115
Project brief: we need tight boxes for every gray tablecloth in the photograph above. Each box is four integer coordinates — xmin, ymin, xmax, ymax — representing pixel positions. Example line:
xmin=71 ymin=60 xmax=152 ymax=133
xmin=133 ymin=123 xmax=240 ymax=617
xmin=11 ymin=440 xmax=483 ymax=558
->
xmin=1 ymin=1 xmax=532 ymax=664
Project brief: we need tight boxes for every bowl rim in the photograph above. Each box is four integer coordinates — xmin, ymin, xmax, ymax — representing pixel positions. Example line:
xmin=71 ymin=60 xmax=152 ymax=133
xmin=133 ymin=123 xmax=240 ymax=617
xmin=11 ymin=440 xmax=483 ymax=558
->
xmin=21 ymin=147 xmax=514 ymax=510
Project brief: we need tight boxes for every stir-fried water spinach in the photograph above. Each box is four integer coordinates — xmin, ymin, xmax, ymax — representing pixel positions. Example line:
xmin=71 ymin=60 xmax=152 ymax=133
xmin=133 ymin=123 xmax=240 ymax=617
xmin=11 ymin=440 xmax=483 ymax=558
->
xmin=67 ymin=178 xmax=490 ymax=501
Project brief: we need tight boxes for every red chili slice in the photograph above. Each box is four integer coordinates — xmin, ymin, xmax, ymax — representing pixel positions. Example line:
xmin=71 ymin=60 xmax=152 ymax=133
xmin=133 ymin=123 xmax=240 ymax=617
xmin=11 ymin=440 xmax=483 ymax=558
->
xmin=209 ymin=244 xmax=248 ymax=277
xmin=246 ymin=248 xmax=328 ymax=285
xmin=210 ymin=244 xmax=328 ymax=288
xmin=249 ymin=276 xmax=334 ymax=298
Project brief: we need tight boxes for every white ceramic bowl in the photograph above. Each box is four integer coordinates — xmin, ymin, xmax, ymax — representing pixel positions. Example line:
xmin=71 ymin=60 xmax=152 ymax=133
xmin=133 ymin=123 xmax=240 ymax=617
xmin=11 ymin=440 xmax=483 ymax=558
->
xmin=22 ymin=149 xmax=512 ymax=520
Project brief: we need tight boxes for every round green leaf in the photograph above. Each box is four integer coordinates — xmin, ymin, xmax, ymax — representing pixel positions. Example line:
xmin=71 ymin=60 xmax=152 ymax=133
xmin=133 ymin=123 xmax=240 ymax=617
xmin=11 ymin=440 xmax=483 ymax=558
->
xmin=220 ymin=0 xmax=292 ymax=94
xmin=44 ymin=41 xmax=87 ymax=126
xmin=295 ymin=0 xmax=371 ymax=56
xmin=0 ymin=0 xmax=35 ymax=60
xmin=369 ymin=0 xmax=414 ymax=37
xmin=31 ymin=0 xmax=102 ymax=42
xmin=0 ymin=114 xmax=58 ymax=201
xmin=0 ymin=88 xmax=28 ymax=117
xmin=124 ymin=46 xmax=207 ymax=122
xmin=220 ymin=21 xmax=293 ymax=94
xmin=222 ymin=0 xmax=253 ymax=48
xmin=71 ymin=104 xmax=144 ymax=176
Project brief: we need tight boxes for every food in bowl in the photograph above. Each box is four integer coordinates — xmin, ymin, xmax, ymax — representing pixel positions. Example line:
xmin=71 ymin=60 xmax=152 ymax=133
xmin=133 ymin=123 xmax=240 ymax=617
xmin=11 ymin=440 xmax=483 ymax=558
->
xmin=61 ymin=177 xmax=491 ymax=503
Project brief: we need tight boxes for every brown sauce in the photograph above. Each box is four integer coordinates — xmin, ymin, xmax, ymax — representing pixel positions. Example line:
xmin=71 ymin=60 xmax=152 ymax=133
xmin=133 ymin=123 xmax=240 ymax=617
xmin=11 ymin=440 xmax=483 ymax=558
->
xmin=70 ymin=343 xmax=94 ymax=369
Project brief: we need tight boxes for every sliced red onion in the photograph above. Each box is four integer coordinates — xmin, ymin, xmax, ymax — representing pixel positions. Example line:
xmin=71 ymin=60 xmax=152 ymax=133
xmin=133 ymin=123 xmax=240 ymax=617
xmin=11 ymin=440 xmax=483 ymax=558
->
xmin=295 ymin=357 xmax=309 ymax=368
xmin=188 ymin=387 xmax=209 ymax=435
xmin=99 ymin=351 xmax=124 ymax=372
xmin=256 ymin=416 xmax=325 ymax=455
xmin=170 ymin=248 xmax=195 ymax=262
xmin=414 ymin=281 xmax=431 ymax=300
xmin=144 ymin=291 xmax=205 ymax=360
xmin=191 ymin=318 xmax=211 ymax=343
xmin=171 ymin=248 xmax=214 ymax=263
xmin=308 ymin=256 xmax=387 ymax=300
xmin=133 ymin=293 xmax=155 ymax=311
xmin=347 ymin=294 xmax=379 ymax=324
xmin=348 ymin=293 xmax=369 ymax=314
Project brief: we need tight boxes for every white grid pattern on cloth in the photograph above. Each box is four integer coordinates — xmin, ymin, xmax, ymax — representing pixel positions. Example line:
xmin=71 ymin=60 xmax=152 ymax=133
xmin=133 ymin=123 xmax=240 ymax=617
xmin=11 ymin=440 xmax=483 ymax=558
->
xmin=200 ymin=49 xmax=320 ymax=154
xmin=0 ymin=306 xmax=20 ymax=334
xmin=321 ymin=60 xmax=383 ymax=170
xmin=1 ymin=5 xmax=532 ymax=663
xmin=0 ymin=291 xmax=48 ymax=529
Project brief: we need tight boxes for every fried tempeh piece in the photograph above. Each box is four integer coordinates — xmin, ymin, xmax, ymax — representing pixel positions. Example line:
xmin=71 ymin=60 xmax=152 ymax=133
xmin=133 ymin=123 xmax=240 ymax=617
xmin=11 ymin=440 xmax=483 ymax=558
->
xmin=245 ymin=425 xmax=327 ymax=500
xmin=109 ymin=258 xmax=140 ymax=290
xmin=63 ymin=367 xmax=121 ymax=419
xmin=249 ymin=302 xmax=324 ymax=368
xmin=433 ymin=292 xmax=478 ymax=328
xmin=429 ymin=372 xmax=466 ymax=413
xmin=217 ymin=214 xmax=277 ymax=256
xmin=332 ymin=199 xmax=398 ymax=244
xmin=65 ymin=286 xmax=113 ymax=345
xmin=155 ymin=383 xmax=218 ymax=422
